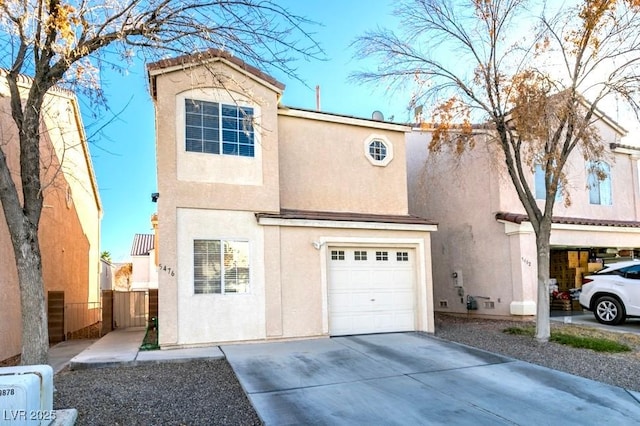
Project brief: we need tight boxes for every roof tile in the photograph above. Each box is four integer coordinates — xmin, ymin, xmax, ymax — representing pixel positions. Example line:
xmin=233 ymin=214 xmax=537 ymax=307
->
xmin=495 ymin=212 xmax=640 ymax=228
xmin=131 ymin=234 xmax=155 ymax=256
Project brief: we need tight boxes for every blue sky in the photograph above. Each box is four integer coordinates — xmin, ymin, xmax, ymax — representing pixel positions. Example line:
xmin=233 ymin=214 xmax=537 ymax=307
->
xmin=88 ymin=1 xmax=409 ymax=262
xmin=87 ymin=1 xmax=640 ymax=262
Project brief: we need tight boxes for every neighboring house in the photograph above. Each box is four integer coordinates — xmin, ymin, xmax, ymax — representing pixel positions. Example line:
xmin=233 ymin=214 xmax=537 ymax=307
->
xmin=130 ymin=232 xmax=158 ymax=290
xmin=0 ymin=72 xmax=102 ymax=361
xmin=406 ymin=112 xmax=640 ymax=317
xmin=100 ymin=258 xmax=116 ymax=290
xmin=147 ymin=50 xmax=437 ymax=348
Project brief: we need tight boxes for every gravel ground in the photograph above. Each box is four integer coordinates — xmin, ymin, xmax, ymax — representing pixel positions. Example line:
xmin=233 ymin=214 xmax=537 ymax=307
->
xmin=53 ymin=359 xmax=261 ymax=425
xmin=53 ymin=314 xmax=640 ymax=425
xmin=434 ymin=313 xmax=640 ymax=392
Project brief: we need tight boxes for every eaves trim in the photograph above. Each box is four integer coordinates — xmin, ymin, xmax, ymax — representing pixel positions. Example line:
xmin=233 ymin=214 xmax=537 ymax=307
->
xmin=278 ymin=107 xmax=411 ymax=132
xmin=496 ymin=211 xmax=640 ymax=232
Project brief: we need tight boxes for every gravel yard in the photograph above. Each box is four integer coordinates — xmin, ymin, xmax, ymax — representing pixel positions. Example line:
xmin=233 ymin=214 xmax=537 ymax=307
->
xmin=434 ymin=313 xmax=640 ymax=392
xmin=53 ymin=359 xmax=261 ymax=425
xmin=53 ymin=314 xmax=640 ymax=425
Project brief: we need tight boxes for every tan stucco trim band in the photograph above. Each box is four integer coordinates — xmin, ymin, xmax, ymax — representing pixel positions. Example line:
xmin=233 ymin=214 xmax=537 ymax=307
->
xmin=278 ymin=107 xmax=411 ymax=132
xmin=499 ymin=219 xmax=640 ymax=235
xmin=496 ymin=211 xmax=640 ymax=229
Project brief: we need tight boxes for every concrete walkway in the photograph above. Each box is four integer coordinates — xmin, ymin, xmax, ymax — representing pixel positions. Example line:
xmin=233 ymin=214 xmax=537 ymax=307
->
xmin=49 ymin=328 xmax=224 ymax=372
xmin=49 ymin=339 xmax=96 ymax=373
xmin=223 ymin=333 xmax=640 ymax=425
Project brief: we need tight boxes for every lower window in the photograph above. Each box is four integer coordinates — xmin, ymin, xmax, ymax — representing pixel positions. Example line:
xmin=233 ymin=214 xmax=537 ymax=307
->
xmin=194 ymin=240 xmax=249 ymax=294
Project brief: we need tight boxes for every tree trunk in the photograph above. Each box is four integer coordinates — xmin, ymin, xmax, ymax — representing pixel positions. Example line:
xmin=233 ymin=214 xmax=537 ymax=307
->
xmin=0 ymin=77 xmax=50 ymax=365
xmin=535 ymin=219 xmax=552 ymax=342
xmin=15 ymin=223 xmax=49 ymax=365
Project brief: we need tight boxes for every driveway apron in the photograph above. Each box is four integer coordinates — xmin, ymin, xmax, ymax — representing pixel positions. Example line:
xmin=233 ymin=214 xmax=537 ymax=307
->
xmin=222 ymin=333 xmax=640 ymax=425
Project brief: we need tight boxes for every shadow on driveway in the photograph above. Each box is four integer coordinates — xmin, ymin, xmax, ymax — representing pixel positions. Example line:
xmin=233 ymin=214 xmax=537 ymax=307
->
xmin=223 ymin=333 xmax=640 ymax=425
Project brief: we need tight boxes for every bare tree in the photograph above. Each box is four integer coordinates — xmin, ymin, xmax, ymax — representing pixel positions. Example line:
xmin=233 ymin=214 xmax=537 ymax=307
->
xmin=353 ymin=0 xmax=640 ymax=341
xmin=0 ymin=0 xmax=320 ymax=365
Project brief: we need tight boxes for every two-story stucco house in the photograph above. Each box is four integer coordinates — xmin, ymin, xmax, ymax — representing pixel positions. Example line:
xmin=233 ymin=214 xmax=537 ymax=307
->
xmin=147 ymin=50 xmax=437 ymax=348
xmin=0 ymin=73 xmax=102 ymax=361
xmin=406 ymin=114 xmax=640 ymax=318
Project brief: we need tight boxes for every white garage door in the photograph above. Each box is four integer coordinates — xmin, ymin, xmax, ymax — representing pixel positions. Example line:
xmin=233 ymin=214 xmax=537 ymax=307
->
xmin=328 ymin=247 xmax=416 ymax=335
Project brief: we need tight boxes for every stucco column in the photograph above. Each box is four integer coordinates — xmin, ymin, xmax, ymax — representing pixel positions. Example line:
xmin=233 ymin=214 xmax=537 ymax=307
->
xmin=502 ymin=221 xmax=537 ymax=316
xmin=158 ymin=208 xmax=179 ymax=347
xmin=631 ymin=154 xmax=640 ymax=219
xmin=264 ymin=225 xmax=283 ymax=337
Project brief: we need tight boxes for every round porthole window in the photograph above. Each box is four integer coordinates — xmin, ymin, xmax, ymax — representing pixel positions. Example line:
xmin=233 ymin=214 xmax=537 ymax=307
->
xmin=363 ymin=134 xmax=393 ymax=166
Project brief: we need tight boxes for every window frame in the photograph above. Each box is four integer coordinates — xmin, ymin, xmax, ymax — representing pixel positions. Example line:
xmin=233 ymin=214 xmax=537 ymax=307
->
xmin=363 ymin=134 xmax=394 ymax=166
xmin=193 ymin=239 xmax=250 ymax=295
xmin=396 ymin=251 xmax=409 ymax=262
xmin=375 ymin=251 xmax=389 ymax=261
xmin=184 ymin=98 xmax=255 ymax=158
xmin=354 ymin=250 xmax=368 ymax=261
xmin=587 ymin=161 xmax=612 ymax=206
xmin=331 ymin=250 xmax=345 ymax=260
xmin=534 ymin=163 xmax=562 ymax=201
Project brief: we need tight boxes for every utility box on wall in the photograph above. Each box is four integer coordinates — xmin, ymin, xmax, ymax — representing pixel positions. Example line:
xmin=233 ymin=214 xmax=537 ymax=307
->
xmin=0 ymin=365 xmax=54 ymax=426
xmin=452 ymin=270 xmax=463 ymax=288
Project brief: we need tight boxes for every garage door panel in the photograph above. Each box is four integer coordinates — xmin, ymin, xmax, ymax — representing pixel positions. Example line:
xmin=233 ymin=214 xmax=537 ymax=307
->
xmin=328 ymin=247 xmax=416 ymax=336
xmin=372 ymin=291 xmax=414 ymax=310
xmin=370 ymin=270 xmax=395 ymax=287
xmin=330 ymin=291 xmax=374 ymax=311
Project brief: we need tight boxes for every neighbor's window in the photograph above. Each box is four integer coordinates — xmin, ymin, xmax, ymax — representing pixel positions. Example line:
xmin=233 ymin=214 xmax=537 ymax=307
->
xmin=194 ymin=240 xmax=249 ymax=294
xmin=534 ymin=164 xmax=562 ymax=201
xmin=587 ymin=161 xmax=612 ymax=205
xmin=185 ymin=99 xmax=254 ymax=157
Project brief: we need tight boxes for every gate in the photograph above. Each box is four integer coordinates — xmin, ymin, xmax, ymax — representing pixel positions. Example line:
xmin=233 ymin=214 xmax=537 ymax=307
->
xmin=113 ymin=290 xmax=149 ymax=328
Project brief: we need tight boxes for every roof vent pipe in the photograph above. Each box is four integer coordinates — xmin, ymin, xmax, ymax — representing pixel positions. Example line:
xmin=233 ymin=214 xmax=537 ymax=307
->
xmin=316 ymin=85 xmax=321 ymax=111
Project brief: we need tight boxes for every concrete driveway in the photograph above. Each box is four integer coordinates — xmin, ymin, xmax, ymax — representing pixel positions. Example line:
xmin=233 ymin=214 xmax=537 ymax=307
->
xmin=222 ymin=333 xmax=640 ymax=425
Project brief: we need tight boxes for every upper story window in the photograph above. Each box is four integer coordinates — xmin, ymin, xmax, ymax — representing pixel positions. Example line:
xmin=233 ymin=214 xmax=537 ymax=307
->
xmin=185 ymin=99 xmax=254 ymax=157
xmin=587 ymin=161 xmax=612 ymax=205
xmin=534 ymin=164 xmax=562 ymax=201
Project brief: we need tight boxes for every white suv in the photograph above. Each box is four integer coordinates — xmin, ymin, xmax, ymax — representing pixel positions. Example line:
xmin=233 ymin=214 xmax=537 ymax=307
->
xmin=579 ymin=260 xmax=640 ymax=325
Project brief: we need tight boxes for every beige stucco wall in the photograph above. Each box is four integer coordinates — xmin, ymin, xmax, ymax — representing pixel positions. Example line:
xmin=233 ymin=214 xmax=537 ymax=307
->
xmin=42 ymin=93 xmax=102 ymax=305
xmin=0 ymin=84 xmax=101 ymax=361
xmin=278 ymin=112 xmax=409 ymax=215
xmin=152 ymin=61 xmax=281 ymax=213
xmin=152 ymin=60 xmax=282 ymax=346
xmin=407 ymin=130 xmax=516 ymax=316
xmin=167 ymin=208 xmax=266 ymax=347
xmin=131 ymin=253 xmax=158 ymax=290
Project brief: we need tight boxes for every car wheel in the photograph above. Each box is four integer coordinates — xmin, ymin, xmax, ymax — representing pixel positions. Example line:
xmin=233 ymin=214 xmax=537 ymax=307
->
xmin=593 ymin=296 xmax=626 ymax=325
